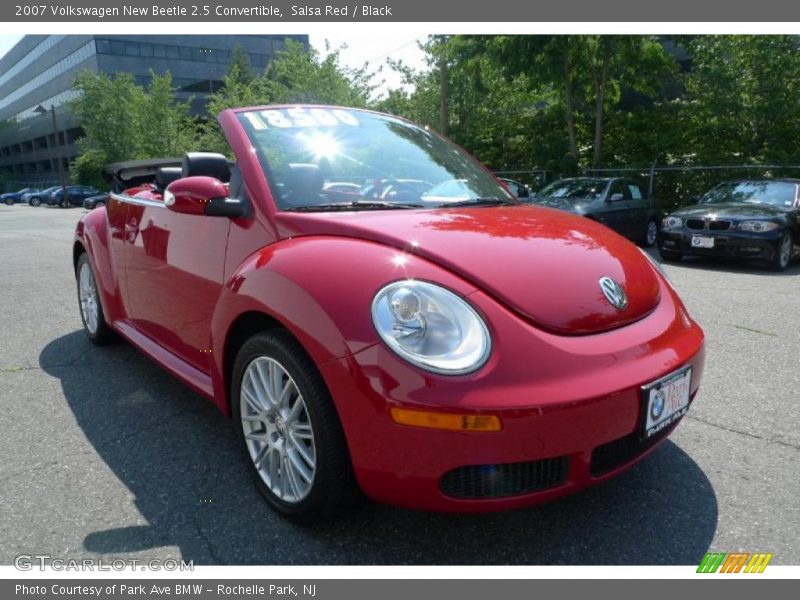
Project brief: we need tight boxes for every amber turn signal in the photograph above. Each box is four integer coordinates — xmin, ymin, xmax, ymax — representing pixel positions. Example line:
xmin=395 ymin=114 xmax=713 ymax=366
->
xmin=390 ymin=407 xmax=502 ymax=432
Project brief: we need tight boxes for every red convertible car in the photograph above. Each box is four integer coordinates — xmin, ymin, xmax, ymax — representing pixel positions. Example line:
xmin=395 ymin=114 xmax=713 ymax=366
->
xmin=73 ymin=105 xmax=705 ymax=521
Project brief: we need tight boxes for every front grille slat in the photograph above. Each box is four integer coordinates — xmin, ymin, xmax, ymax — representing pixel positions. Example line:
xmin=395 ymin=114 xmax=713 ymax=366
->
xmin=440 ymin=456 xmax=569 ymax=499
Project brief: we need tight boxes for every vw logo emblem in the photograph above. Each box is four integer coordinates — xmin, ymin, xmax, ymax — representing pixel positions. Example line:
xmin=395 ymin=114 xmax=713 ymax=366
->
xmin=651 ymin=390 xmax=666 ymax=420
xmin=599 ymin=276 xmax=628 ymax=311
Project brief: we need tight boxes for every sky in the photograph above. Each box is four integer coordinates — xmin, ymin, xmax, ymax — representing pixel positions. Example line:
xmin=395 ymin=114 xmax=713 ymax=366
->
xmin=0 ymin=32 xmax=429 ymax=97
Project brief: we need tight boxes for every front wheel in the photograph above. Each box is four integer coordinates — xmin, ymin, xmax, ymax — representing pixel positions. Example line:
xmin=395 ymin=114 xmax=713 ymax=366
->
xmin=4 ymin=198 xmax=13 ymax=206
xmin=76 ymin=253 xmax=115 ymax=344
xmin=770 ymin=232 xmax=793 ymax=272
xmin=30 ymin=197 xmax=41 ymax=207
xmin=231 ymin=330 xmax=358 ymax=523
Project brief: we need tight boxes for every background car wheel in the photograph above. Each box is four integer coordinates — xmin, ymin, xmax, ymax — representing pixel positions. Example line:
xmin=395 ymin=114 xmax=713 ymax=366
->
xmin=232 ymin=330 xmax=359 ymax=523
xmin=4 ymin=198 xmax=13 ymax=206
xmin=659 ymin=249 xmax=683 ymax=262
xmin=770 ymin=233 xmax=793 ymax=272
xmin=640 ymin=218 xmax=659 ymax=247
xmin=76 ymin=253 xmax=115 ymax=345
xmin=30 ymin=197 xmax=41 ymax=207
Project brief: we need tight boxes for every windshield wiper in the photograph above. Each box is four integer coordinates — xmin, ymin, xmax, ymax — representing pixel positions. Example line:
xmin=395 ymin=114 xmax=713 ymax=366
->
xmin=284 ymin=200 xmax=424 ymax=212
xmin=438 ymin=198 xmax=514 ymax=208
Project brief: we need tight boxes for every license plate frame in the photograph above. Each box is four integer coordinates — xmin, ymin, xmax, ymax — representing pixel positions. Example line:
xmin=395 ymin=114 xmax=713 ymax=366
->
xmin=691 ymin=235 xmax=715 ymax=248
xmin=640 ymin=366 xmax=693 ymax=440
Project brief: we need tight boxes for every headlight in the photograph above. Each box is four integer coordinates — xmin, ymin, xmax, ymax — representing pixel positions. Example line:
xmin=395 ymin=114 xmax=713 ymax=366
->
xmin=371 ymin=281 xmax=491 ymax=375
xmin=661 ymin=216 xmax=683 ymax=229
xmin=737 ymin=220 xmax=779 ymax=232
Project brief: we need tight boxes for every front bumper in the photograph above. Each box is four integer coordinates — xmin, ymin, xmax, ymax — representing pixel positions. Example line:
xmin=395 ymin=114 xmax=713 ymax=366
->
xmin=320 ymin=280 xmax=705 ymax=512
xmin=659 ymin=228 xmax=781 ymax=260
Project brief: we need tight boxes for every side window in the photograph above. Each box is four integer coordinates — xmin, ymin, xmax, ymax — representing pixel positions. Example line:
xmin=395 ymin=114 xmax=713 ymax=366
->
xmin=608 ymin=181 xmax=629 ymax=201
xmin=628 ymin=183 xmax=643 ymax=200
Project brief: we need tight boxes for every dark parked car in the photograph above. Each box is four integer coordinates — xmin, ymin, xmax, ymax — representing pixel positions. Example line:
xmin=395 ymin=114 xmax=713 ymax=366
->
xmin=2 ymin=187 xmax=37 ymax=205
xmin=659 ymin=179 xmax=800 ymax=271
xmin=527 ymin=177 xmax=662 ymax=246
xmin=498 ymin=177 xmax=531 ymax=199
xmin=83 ymin=194 xmax=109 ymax=210
xmin=25 ymin=187 xmax=60 ymax=207
xmin=49 ymin=185 xmax=101 ymax=207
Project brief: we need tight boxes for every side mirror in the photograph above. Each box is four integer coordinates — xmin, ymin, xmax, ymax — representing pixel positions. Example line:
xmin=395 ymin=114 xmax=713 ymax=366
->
xmin=165 ymin=176 xmax=246 ymax=218
xmin=608 ymin=192 xmax=625 ymax=202
xmin=518 ymin=186 xmax=530 ymax=199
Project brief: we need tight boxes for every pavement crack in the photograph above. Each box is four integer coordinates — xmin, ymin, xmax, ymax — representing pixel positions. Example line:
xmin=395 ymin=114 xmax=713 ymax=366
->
xmin=686 ymin=414 xmax=800 ymax=451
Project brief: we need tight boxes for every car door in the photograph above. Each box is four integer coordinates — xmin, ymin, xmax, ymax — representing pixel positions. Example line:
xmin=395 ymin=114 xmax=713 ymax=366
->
xmin=593 ymin=180 xmax=632 ymax=238
xmin=123 ymin=194 xmax=231 ymax=374
xmin=624 ymin=180 xmax=650 ymax=238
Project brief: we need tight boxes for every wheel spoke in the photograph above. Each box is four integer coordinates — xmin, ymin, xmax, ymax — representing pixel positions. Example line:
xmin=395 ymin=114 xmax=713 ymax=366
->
xmin=286 ymin=394 xmax=305 ymax=424
xmin=241 ymin=382 xmax=263 ymax=415
xmin=252 ymin=443 xmax=270 ymax=469
xmin=287 ymin=449 xmax=314 ymax=484
xmin=268 ymin=361 xmax=283 ymax=405
xmin=290 ymin=437 xmax=316 ymax=470
xmin=253 ymin=361 xmax=274 ymax=406
xmin=278 ymin=378 xmax=296 ymax=410
xmin=291 ymin=422 xmax=313 ymax=440
xmin=283 ymin=454 xmax=302 ymax=498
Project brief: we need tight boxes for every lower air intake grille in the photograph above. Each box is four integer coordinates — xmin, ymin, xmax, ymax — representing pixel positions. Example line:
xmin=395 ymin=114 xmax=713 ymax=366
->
xmin=440 ymin=456 xmax=569 ymax=499
xmin=590 ymin=423 xmax=677 ymax=476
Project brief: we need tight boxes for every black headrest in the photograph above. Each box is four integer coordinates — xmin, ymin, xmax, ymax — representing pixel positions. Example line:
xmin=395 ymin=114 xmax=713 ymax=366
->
xmin=284 ymin=163 xmax=323 ymax=193
xmin=182 ymin=152 xmax=230 ymax=182
xmin=155 ymin=167 xmax=182 ymax=190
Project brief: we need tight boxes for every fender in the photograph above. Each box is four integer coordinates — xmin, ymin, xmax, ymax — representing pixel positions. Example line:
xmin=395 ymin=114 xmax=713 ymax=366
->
xmin=74 ymin=207 xmax=125 ymax=325
xmin=208 ymin=235 xmax=479 ymax=415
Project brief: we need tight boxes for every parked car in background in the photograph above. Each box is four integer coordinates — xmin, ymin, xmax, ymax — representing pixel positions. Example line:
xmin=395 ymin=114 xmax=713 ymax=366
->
xmin=83 ymin=194 xmax=109 ymax=210
xmin=49 ymin=185 xmax=101 ymax=207
xmin=659 ymin=179 xmax=800 ymax=271
xmin=526 ymin=177 xmax=662 ymax=246
xmin=2 ymin=187 xmax=38 ymax=205
xmin=73 ymin=105 xmax=705 ymax=522
xmin=25 ymin=186 xmax=60 ymax=207
xmin=498 ymin=177 xmax=531 ymax=199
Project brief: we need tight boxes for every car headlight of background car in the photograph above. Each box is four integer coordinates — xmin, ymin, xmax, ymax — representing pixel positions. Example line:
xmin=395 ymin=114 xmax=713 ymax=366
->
xmin=662 ymin=215 xmax=683 ymax=229
xmin=371 ymin=281 xmax=491 ymax=375
xmin=736 ymin=220 xmax=780 ymax=232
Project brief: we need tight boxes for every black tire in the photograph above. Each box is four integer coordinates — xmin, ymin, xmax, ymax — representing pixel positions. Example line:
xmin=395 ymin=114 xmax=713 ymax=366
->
xmin=639 ymin=218 xmax=659 ymax=248
xmin=4 ymin=198 xmax=13 ymax=206
xmin=231 ymin=329 xmax=359 ymax=523
xmin=75 ymin=253 xmax=116 ymax=345
xmin=30 ymin=197 xmax=41 ymax=207
xmin=659 ymin=248 xmax=683 ymax=262
xmin=769 ymin=232 xmax=793 ymax=272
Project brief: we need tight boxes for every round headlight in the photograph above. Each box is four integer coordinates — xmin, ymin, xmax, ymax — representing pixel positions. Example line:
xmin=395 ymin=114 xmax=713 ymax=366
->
xmin=371 ymin=281 xmax=491 ymax=375
xmin=662 ymin=215 xmax=682 ymax=229
xmin=737 ymin=220 xmax=779 ymax=232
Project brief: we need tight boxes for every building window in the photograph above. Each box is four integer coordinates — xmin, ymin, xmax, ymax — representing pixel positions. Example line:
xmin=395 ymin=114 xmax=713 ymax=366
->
xmin=154 ymin=45 xmax=166 ymax=58
xmin=125 ymin=42 xmax=139 ymax=57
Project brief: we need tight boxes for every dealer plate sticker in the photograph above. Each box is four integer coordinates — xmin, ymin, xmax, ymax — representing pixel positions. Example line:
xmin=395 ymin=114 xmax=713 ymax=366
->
xmin=641 ymin=366 xmax=692 ymax=439
xmin=691 ymin=235 xmax=714 ymax=248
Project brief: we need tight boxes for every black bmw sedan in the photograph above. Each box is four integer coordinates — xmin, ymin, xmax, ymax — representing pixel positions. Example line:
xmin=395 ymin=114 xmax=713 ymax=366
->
xmin=659 ymin=179 xmax=799 ymax=271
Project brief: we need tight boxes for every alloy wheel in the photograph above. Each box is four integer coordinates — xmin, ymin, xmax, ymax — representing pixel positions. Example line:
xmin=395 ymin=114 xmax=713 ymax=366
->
xmin=646 ymin=220 xmax=658 ymax=246
xmin=78 ymin=262 xmax=99 ymax=334
xmin=240 ymin=356 xmax=316 ymax=504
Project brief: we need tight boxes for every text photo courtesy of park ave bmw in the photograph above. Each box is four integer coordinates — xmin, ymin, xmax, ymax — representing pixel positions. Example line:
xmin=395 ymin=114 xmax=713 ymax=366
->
xmin=0 ymin=1 xmax=799 ymax=583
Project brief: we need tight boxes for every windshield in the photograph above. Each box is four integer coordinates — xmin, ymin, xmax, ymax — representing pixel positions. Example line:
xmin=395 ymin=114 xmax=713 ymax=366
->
xmin=701 ymin=181 xmax=798 ymax=207
xmin=237 ymin=107 xmax=514 ymax=211
xmin=535 ymin=179 xmax=608 ymax=201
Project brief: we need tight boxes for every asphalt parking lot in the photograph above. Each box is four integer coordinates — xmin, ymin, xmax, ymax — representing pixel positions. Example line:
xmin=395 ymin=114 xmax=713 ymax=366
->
xmin=0 ymin=204 xmax=798 ymax=566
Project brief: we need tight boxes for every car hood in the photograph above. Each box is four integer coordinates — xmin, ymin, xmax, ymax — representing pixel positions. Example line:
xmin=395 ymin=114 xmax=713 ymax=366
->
xmin=528 ymin=197 xmax=591 ymax=214
xmin=672 ymin=202 xmax=791 ymax=220
xmin=276 ymin=205 xmax=660 ymax=335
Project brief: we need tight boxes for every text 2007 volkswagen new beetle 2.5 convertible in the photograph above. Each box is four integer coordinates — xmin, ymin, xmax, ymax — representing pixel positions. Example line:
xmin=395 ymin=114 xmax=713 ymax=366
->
xmin=73 ymin=105 xmax=705 ymax=521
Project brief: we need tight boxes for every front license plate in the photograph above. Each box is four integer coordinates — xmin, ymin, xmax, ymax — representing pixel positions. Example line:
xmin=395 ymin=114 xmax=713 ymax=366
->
xmin=691 ymin=235 xmax=714 ymax=248
xmin=640 ymin=366 xmax=692 ymax=439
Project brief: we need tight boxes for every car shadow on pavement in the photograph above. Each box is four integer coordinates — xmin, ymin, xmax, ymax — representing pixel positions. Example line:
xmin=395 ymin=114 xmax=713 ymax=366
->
xmin=41 ymin=330 xmax=718 ymax=566
xmin=647 ymin=249 xmax=800 ymax=277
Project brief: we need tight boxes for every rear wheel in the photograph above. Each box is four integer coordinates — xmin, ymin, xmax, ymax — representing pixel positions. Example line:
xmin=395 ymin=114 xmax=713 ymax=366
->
xmin=4 ymin=198 xmax=13 ymax=206
xmin=76 ymin=253 xmax=115 ymax=344
xmin=770 ymin=232 xmax=793 ymax=272
xmin=640 ymin=218 xmax=659 ymax=247
xmin=231 ymin=330 xmax=358 ymax=522
xmin=30 ymin=197 xmax=41 ymax=207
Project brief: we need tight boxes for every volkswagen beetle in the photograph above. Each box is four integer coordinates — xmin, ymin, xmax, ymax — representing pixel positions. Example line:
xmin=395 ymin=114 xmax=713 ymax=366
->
xmin=73 ymin=105 xmax=705 ymax=521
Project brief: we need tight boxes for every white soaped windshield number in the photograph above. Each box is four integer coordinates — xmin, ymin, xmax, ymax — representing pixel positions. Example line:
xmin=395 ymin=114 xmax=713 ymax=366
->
xmin=244 ymin=108 xmax=361 ymax=130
